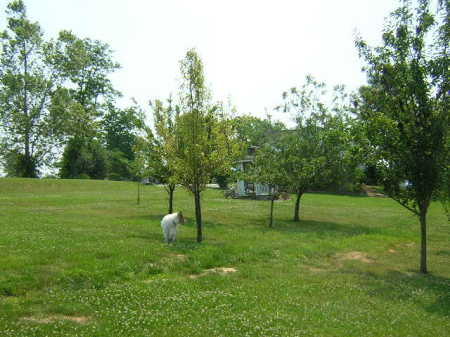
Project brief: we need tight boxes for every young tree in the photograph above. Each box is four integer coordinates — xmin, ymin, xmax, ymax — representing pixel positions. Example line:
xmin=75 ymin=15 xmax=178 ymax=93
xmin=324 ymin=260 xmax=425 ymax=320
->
xmin=250 ymin=137 xmax=287 ymax=227
xmin=280 ymin=77 xmax=355 ymax=221
xmin=175 ymin=49 xmax=239 ymax=242
xmin=355 ymin=0 xmax=449 ymax=273
xmin=150 ymin=97 xmax=180 ymax=214
xmin=0 ymin=0 xmax=61 ymax=177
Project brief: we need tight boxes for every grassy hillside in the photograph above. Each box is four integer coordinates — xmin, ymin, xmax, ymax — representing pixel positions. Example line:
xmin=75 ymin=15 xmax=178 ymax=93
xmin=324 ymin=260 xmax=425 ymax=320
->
xmin=0 ymin=178 xmax=449 ymax=336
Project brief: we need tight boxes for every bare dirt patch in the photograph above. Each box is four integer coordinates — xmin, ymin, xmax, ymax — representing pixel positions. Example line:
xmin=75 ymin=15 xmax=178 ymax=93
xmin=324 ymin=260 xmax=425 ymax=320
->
xmin=172 ymin=254 xmax=187 ymax=260
xmin=305 ymin=265 xmax=328 ymax=273
xmin=23 ymin=315 xmax=91 ymax=324
xmin=336 ymin=251 xmax=374 ymax=264
xmin=212 ymin=267 xmax=237 ymax=273
xmin=388 ymin=249 xmax=397 ymax=253
xmin=189 ymin=267 xmax=237 ymax=279
xmin=143 ymin=279 xmax=167 ymax=283
xmin=162 ymin=254 xmax=187 ymax=264
xmin=1 ymin=296 xmax=19 ymax=304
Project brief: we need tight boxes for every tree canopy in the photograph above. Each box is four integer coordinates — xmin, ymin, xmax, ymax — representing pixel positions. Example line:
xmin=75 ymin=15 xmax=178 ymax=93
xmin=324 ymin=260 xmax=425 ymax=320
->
xmin=0 ymin=0 xmax=61 ymax=177
xmin=174 ymin=49 xmax=241 ymax=242
xmin=355 ymin=0 xmax=449 ymax=273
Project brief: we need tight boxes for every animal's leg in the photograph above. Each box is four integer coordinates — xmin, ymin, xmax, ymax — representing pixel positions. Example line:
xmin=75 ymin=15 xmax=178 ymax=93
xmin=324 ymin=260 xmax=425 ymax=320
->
xmin=169 ymin=227 xmax=177 ymax=243
xmin=163 ymin=226 xmax=170 ymax=243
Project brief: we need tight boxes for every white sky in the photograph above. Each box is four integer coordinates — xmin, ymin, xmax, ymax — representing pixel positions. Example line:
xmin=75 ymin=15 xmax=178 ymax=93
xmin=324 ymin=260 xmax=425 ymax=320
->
xmin=0 ymin=0 xmax=400 ymax=125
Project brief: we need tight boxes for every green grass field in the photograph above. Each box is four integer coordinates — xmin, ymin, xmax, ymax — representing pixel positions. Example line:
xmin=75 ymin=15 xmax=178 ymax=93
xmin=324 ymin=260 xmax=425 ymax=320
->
xmin=0 ymin=178 xmax=449 ymax=337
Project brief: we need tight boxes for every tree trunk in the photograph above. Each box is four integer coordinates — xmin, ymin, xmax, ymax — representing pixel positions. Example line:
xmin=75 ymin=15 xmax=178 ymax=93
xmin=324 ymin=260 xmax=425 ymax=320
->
xmin=23 ymin=46 xmax=34 ymax=178
xmin=168 ymin=185 xmax=175 ymax=214
xmin=293 ymin=190 xmax=303 ymax=221
xmin=194 ymin=188 xmax=202 ymax=243
xmin=269 ymin=195 xmax=275 ymax=228
xmin=419 ymin=204 xmax=428 ymax=274
xmin=137 ymin=181 xmax=140 ymax=205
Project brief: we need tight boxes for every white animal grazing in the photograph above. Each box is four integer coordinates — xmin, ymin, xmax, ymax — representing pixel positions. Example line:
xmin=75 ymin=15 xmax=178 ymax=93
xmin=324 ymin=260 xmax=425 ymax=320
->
xmin=161 ymin=212 xmax=185 ymax=243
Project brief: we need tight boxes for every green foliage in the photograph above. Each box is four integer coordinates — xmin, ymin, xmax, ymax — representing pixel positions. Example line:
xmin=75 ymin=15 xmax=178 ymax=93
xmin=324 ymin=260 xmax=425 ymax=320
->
xmin=103 ymin=103 xmax=143 ymax=160
xmin=355 ymin=0 xmax=449 ymax=273
xmin=48 ymin=87 xmax=98 ymax=139
xmin=214 ymin=175 xmax=229 ymax=189
xmin=232 ymin=115 xmax=286 ymax=150
xmin=106 ymin=150 xmax=132 ymax=181
xmin=246 ymin=75 xmax=360 ymax=224
xmin=130 ymin=128 xmax=155 ymax=181
xmin=175 ymin=49 xmax=241 ymax=241
xmin=150 ymin=97 xmax=180 ymax=184
xmin=148 ymin=96 xmax=182 ymax=212
xmin=102 ymin=102 xmax=144 ymax=180
xmin=0 ymin=1 xmax=123 ymax=177
xmin=252 ymin=76 xmax=359 ymax=222
xmin=0 ymin=0 xmax=62 ymax=177
xmin=59 ymin=137 xmax=107 ymax=179
xmin=175 ymin=49 xmax=214 ymax=192
xmin=436 ymin=139 xmax=449 ymax=221
xmin=47 ymin=28 xmax=122 ymax=180
xmin=1 ymin=149 xmax=38 ymax=178
xmin=250 ymin=139 xmax=286 ymax=190
xmin=280 ymin=76 xmax=360 ymax=193
xmin=242 ymin=116 xmax=286 ymax=227
xmin=173 ymin=105 xmax=240 ymax=190
xmin=49 ymin=30 xmax=120 ymax=111
xmin=47 ymin=29 xmax=121 ymax=142
xmin=355 ymin=0 xmax=448 ymax=213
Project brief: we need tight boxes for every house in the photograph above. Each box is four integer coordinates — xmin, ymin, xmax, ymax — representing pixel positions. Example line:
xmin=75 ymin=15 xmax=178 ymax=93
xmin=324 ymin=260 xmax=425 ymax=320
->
xmin=233 ymin=146 xmax=272 ymax=198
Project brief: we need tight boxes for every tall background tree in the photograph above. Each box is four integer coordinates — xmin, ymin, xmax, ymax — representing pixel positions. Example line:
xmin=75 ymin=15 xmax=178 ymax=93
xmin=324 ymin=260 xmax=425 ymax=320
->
xmin=103 ymin=101 xmax=144 ymax=181
xmin=50 ymin=30 xmax=120 ymax=113
xmin=355 ymin=0 xmax=449 ymax=273
xmin=0 ymin=0 xmax=62 ymax=177
xmin=49 ymin=30 xmax=122 ymax=179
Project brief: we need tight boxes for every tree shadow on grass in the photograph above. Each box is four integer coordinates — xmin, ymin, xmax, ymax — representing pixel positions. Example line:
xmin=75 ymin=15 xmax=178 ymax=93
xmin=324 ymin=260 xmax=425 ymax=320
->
xmin=436 ymin=249 xmax=450 ymax=257
xmin=356 ymin=269 xmax=450 ymax=317
xmin=258 ymin=218 xmax=387 ymax=238
xmin=307 ymin=191 xmax=369 ymax=198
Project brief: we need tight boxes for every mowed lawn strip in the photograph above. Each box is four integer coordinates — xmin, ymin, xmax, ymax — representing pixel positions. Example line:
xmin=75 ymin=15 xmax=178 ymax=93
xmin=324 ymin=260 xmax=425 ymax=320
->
xmin=0 ymin=178 xmax=449 ymax=337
